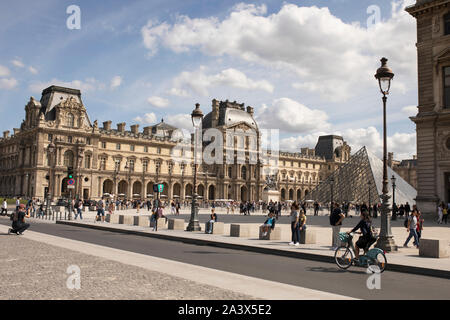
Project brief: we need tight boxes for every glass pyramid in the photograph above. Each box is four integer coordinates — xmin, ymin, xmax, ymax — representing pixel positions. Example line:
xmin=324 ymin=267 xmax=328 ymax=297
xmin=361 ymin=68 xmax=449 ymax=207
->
xmin=305 ymin=146 xmax=417 ymax=206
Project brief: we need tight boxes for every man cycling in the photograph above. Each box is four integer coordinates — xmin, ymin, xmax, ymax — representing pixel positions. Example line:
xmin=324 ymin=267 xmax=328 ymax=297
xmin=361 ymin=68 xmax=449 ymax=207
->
xmin=347 ymin=210 xmax=376 ymax=261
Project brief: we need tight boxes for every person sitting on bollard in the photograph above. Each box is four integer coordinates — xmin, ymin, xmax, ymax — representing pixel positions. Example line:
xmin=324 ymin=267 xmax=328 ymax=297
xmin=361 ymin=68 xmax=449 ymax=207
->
xmin=205 ymin=208 xmax=218 ymax=234
xmin=8 ymin=204 xmax=30 ymax=235
xmin=261 ymin=212 xmax=276 ymax=237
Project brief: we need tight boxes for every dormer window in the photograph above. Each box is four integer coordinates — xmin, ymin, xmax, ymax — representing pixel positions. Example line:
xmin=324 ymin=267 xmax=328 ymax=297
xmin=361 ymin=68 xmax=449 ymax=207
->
xmin=67 ymin=113 xmax=75 ymax=127
xmin=445 ymin=13 xmax=450 ymax=35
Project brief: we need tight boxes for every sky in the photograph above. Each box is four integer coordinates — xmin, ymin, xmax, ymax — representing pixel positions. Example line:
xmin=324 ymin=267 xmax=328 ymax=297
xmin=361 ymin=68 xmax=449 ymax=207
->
xmin=0 ymin=0 xmax=418 ymax=160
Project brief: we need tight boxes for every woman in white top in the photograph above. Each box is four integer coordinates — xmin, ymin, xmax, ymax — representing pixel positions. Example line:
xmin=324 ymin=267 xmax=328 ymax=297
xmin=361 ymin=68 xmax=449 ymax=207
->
xmin=438 ymin=202 xmax=444 ymax=224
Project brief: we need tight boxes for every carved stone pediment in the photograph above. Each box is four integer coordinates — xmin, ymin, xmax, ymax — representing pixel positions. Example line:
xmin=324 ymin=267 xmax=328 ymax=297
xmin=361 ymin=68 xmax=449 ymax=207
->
xmin=225 ymin=121 xmax=257 ymax=133
xmin=434 ymin=48 xmax=450 ymax=72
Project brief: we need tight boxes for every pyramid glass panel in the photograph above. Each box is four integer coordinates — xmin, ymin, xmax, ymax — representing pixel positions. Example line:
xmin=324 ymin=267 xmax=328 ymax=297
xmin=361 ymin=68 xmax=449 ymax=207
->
xmin=305 ymin=147 xmax=417 ymax=206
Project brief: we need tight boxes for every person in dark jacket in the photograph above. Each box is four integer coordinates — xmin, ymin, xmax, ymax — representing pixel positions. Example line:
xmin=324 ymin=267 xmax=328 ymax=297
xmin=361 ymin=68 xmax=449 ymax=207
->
xmin=347 ymin=210 xmax=376 ymax=260
xmin=8 ymin=204 xmax=30 ymax=235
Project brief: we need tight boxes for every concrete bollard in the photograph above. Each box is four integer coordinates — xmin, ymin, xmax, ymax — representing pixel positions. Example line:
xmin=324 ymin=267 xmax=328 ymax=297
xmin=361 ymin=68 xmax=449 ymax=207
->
xmin=168 ymin=218 xmax=185 ymax=230
xmin=419 ymin=239 xmax=449 ymax=258
xmin=259 ymin=226 xmax=281 ymax=240
xmin=230 ymin=224 xmax=250 ymax=237
xmin=150 ymin=218 xmax=167 ymax=230
xmin=134 ymin=216 xmax=150 ymax=227
xmin=300 ymin=229 xmax=316 ymax=244
xmin=205 ymin=222 xmax=224 ymax=234
xmin=118 ymin=215 xmax=133 ymax=225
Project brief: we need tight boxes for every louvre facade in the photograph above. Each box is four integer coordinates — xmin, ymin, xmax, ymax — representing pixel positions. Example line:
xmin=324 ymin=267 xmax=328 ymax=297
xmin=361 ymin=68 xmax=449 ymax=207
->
xmin=0 ymin=85 xmax=350 ymax=202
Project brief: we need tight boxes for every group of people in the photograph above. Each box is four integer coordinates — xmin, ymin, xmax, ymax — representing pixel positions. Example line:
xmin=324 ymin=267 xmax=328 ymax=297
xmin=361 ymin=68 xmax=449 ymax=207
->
xmin=437 ymin=202 xmax=450 ymax=224
xmin=329 ymin=201 xmax=425 ymax=252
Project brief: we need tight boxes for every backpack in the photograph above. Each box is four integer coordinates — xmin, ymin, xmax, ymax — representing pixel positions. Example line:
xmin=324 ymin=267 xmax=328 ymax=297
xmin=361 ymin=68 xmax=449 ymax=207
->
xmin=10 ymin=210 xmax=18 ymax=222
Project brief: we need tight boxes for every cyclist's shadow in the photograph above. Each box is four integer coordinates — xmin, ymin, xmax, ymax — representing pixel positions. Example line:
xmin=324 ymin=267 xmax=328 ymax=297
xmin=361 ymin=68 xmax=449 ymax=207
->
xmin=307 ymin=266 xmax=366 ymax=275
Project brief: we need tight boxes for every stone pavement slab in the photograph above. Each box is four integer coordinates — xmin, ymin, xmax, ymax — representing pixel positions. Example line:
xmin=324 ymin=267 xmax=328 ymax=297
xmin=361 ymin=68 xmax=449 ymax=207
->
xmin=56 ymin=219 xmax=450 ymax=279
xmin=0 ymin=224 xmax=355 ymax=300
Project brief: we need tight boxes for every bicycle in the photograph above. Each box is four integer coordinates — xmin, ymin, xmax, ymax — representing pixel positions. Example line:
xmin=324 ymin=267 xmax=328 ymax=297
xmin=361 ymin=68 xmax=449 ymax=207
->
xmin=334 ymin=231 xmax=387 ymax=273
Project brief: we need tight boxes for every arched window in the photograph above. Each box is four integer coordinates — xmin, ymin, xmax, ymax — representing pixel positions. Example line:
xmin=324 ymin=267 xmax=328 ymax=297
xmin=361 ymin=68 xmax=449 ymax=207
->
xmin=67 ymin=113 xmax=75 ymax=127
xmin=63 ymin=150 xmax=74 ymax=167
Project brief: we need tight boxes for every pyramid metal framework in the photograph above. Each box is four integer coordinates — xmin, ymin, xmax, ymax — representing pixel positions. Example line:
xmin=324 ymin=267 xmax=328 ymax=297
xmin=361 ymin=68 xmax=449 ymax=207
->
xmin=305 ymin=147 xmax=417 ymax=206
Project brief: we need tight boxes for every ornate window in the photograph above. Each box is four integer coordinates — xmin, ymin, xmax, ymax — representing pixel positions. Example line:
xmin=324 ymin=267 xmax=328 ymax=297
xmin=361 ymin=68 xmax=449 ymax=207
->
xmin=100 ymin=158 xmax=106 ymax=170
xmin=85 ymin=155 xmax=91 ymax=169
xmin=101 ymin=142 xmax=106 ymax=148
xmin=67 ymin=113 xmax=75 ymax=127
xmin=444 ymin=66 xmax=450 ymax=108
xmin=445 ymin=13 xmax=450 ymax=35
xmin=68 ymin=136 xmax=72 ymax=143
xmin=241 ymin=166 xmax=247 ymax=180
xmin=143 ymin=160 xmax=148 ymax=172
xmin=128 ymin=159 xmax=135 ymax=172
xmin=130 ymin=145 xmax=135 ymax=151
xmin=144 ymin=146 xmax=148 ymax=153
xmin=116 ymin=143 xmax=121 ymax=150
xmin=63 ymin=150 xmax=74 ymax=167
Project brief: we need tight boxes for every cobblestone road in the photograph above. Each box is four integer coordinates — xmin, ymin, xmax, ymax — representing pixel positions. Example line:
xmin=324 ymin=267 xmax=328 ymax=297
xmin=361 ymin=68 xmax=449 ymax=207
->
xmin=0 ymin=235 xmax=254 ymax=300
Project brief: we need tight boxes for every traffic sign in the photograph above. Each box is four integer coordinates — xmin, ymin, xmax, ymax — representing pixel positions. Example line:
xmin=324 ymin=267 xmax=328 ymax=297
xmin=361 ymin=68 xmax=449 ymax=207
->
xmin=67 ymin=179 xmax=75 ymax=185
xmin=153 ymin=183 xmax=164 ymax=193
xmin=67 ymin=185 xmax=75 ymax=189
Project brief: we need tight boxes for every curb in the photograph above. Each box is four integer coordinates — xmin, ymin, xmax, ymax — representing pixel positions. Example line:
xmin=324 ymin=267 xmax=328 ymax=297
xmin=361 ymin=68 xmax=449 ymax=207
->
xmin=56 ymin=220 xmax=450 ymax=279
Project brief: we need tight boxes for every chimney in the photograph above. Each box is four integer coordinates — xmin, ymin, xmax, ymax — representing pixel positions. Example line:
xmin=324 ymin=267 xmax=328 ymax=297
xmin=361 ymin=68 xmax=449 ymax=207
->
xmin=13 ymin=128 xmax=20 ymax=135
xmin=388 ymin=152 xmax=394 ymax=167
xmin=246 ymin=106 xmax=254 ymax=116
xmin=103 ymin=121 xmax=111 ymax=130
xmin=130 ymin=124 xmax=139 ymax=134
xmin=117 ymin=122 xmax=126 ymax=133
xmin=212 ymin=99 xmax=219 ymax=126
xmin=3 ymin=131 xmax=9 ymax=138
xmin=143 ymin=126 xmax=152 ymax=135
xmin=413 ymin=155 xmax=417 ymax=160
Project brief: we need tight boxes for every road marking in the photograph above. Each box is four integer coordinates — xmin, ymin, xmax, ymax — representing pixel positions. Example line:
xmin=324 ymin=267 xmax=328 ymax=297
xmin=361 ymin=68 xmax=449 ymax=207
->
xmin=0 ymin=224 xmax=356 ymax=300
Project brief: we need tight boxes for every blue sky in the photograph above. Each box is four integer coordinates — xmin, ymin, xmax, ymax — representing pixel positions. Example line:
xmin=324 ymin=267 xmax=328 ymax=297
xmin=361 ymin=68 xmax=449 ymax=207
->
xmin=0 ymin=0 xmax=418 ymax=159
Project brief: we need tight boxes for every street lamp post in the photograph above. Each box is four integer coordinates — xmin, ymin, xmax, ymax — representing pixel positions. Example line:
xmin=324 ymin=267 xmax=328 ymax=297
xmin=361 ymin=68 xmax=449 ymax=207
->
xmin=187 ymin=103 xmax=203 ymax=231
xmin=391 ymin=175 xmax=397 ymax=221
xmin=374 ymin=57 xmax=398 ymax=252
xmin=46 ymin=143 xmax=56 ymax=217
xmin=330 ymin=176 xmax=334 ymax=214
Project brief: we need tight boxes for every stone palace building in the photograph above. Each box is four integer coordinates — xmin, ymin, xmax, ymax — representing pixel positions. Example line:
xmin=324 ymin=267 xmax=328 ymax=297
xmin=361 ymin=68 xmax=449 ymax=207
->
xmin=0 ymin=85 xmax=350 ymax=202
xmin=407 ymin=0 xmax=450 ymax=214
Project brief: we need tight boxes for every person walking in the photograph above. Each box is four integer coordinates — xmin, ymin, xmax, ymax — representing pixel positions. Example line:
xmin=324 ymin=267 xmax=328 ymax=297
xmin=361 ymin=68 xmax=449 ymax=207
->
xmin=74 ymin=199 xmax=83 ymax=220
xmin=442 ymin=204 xmax=448 ymax=224
xmin=8 ymin=204 xmax=30 ymax=235
xmin=403 ymin=209 xmax=420 ymax=248
xmin=1 ymin=199 xmax=7 ymax=216
xmin=289 ymin=203 xmax=300 ymax=246
xmin=437 ymin=202 xmax=444 ymax=224
xmin=314 ymin=201 xmax=319 ymax=216
xmin=405 ymin=202 xmax=411 ymax=218
xmin=414 ymin=209 xmax=424 ymax=247
xmin=330 ymin=202 xmax=345 ymax=250
xmin=95 ymin=199 xmax=105 ymax=222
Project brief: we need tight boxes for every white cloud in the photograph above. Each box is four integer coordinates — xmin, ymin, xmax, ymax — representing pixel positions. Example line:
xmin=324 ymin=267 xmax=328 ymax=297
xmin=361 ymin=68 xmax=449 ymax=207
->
xmin=110 ymin=75 xmax=122 ymax=89
xmin=28 ymin=66 xmax=38 ymax=75
xmin=256 ymin=98 xmax=330 ymax=133
xmin=147 ymin=96 xmax=169 ymax=108
xmin=402 ymin=105 xmax=417 ymax=117
xmin=29 ymin=78 xmax=105 ymax=94
xmin=0 ymin=65 xmax=10 ymax=77
xmin=279 ymin=126 xmax=416 ymax=160
xmin=142 ymin=0 xmax=416 ymax=101
xmin=134 ymin=112 xmax=157 ymax=125
xmin=165 ymin=113 xmax=193 ymax=131
xmin=0 ymin=78 xmax=18 ymax=90
xmin=167 ymin=87 xmax=190 ymax=97
xmin=11 ymin=59 xmax=25 ymax=68
xmin=172 ymin=67 xmax=274 ymax=96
